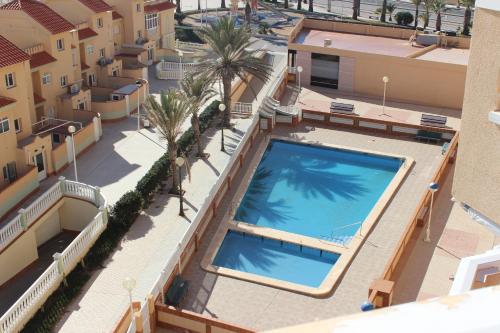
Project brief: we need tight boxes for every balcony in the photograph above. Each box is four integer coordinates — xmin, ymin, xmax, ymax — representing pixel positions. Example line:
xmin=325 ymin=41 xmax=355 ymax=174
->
xmin=0 ymin=178 xmax=108 ymax=333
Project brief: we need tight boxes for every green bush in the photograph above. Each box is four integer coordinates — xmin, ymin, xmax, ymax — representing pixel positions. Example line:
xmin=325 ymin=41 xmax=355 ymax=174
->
xmin=111 ymin=191 xmax=143 ymax=229
xmin=136 ymin=154 xmax=171 ymax=203
xmin=175 ymin=27 xmax=204 ymax=43
xmin=395 ymin=11 xmax=414 ymax=26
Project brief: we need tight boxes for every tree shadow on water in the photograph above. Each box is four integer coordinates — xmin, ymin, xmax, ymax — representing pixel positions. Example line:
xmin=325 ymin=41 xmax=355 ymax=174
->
xmin=235 ymin=167 xmax=295 ymax=226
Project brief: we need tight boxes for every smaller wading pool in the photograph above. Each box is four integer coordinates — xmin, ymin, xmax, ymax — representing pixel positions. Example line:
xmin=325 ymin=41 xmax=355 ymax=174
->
xmin=213 ymin=230 xmax=340 ymax=288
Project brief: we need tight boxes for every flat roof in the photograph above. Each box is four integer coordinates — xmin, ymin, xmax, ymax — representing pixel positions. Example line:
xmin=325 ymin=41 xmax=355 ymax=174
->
xmin=417 ymin=47 xmax=470 ymax=66
xmin=293 ymin=29 xmax=418 ymax=57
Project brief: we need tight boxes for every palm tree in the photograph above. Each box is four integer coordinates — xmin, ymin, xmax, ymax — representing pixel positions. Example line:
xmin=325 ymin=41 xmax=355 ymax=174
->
xmin=297 ymin=0 xmax=302 ymax=10
xmin=308 ymin=0 xmax=313 ymax=12
xmin=432 ymin=0 xmax=447 ymax=31
xmin=411 ymin=0 xmax=422 ymax=29
xmin=387 ymin=2 xmax=397 ymax=22
xmin=352 ymin=0 xmax=361 ymax=20
xmin=460 ymin=0 xmax=475 ymax=35
xmin=180 ymin=73 xmax=216 ymax=158
xmin=380 ymin=0 xmax=387 ymax=22
xmin=221 ymin=0 xmax=226 ymax=8
xmin=198 ymin=17 xmax=272 ymax=126
xmin=145 ymin=91 xmax=191 ymax=193
xmin=422 ymin=0 xmax=433 ymax=29
xmin=284 ymin=0 xmax=288 ymax=9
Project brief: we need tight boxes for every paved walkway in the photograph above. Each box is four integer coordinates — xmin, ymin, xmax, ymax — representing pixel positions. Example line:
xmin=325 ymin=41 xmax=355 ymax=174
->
xmin=179 ymin=123 xmax=445 ymax=331
xmin=391 ymin=168 xmax=500 ymax=304
xmin=54 ymin=116 xmax=253 ymax=332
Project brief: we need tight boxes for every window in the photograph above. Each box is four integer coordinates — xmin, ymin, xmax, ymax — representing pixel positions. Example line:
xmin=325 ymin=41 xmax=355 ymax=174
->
xmin=5 ymin=73 xmax=15 ymax=89
xmin=145 ymin=13 xmax=158 ymax=30
xmin=136 ymin=3 xmax=141 ymax=12
xmin=310 ymin=53 xmax=340 ymax=89
xmin=56 ymin=38 xmax=64 ymax=51
xmin=87 ymin=45 xmax=94 ymax=55
xmin=2 ymin=162 xmax=17 ymax=183
xmin=0 ymin=118 xmax=9 ymax=134
xmin=14 ymin=118 xmax=22 ymax=133
xmin=60 ymin=75 xmax=68 ymax=87
xmin=112 ymin=68 xmax=119 ymax=77
xmin=114 ymin=25 xmax=120 ymax=34
xmin=88 ymin=74 xmax=96 ymax=87
xmin=99 ymin=48 xmax=105 ymax=58
xmin=42 ymin=73 xmax=51 ymax=85
xmin=97 ymin=17 xmax=103 ymax=28
xmin=137 ymin=30 xmax=142 ymax=39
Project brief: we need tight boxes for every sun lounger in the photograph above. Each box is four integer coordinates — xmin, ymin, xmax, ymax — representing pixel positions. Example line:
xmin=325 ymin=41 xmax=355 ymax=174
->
xmin=421 ymin=114 xmax=447 ymax=128
xmin=330 ymin=102 xmax=355 ymax=115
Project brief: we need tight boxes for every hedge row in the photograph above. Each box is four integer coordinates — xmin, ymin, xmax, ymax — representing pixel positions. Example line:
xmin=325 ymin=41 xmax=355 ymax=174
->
xmin=22 ymin=100 xmax=220 ymax=333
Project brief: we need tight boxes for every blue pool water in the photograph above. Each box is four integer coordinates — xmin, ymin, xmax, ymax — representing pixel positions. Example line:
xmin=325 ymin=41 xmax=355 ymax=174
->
xmin=213 ymin=231 xmax=339 ymax=287
xmin=235 ymin=140 xmax=402 ymax=242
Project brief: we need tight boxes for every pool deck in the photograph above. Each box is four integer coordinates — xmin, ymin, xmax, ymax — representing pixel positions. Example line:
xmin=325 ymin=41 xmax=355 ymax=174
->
xmin=180 ymin=123 xmax=445 ymax=331
xmin=391 ymin=168 xmax=500 ymax=304
xmin=282 ymin=85 xmax=461 ymax=131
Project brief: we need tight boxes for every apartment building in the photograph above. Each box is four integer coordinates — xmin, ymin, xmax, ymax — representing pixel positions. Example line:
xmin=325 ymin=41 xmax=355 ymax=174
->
xmin=108 ymin=0 xmax=176 ymax=66
xmin=453 ymin=1 xmax=500 ymax=223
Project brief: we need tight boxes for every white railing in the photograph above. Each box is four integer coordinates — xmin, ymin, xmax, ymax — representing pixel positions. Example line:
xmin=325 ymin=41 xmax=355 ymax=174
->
xmin=233 ymin=102 xmax=253 ymax=115
xmin=142 ymin=52 xmax=289 ymax=319
xmin=288 ymin=66 xmax=297 ymax=74
xmin=23 ymin=44 xmax=44 ymax=56
xmin=0 ymin=178 xmax=108 ymax=333
xmin=155 ymin=61 xmax=197 ymax=81
xmin=175 ymin=40 xmax=209 ymax=50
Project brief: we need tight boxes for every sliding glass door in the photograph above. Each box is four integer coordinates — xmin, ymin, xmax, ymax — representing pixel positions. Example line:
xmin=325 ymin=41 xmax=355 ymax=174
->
xmin=311 ymin=53 xmax=339 ymax=89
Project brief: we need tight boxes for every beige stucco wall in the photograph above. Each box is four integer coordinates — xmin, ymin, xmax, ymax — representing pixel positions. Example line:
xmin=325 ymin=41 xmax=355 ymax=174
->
xmin=107 ymin=0 xmax=145 ymax=45
xmin=0 ymin=196 xmax=98 ymax=285
xmin=452 ymin=7 xmax=500 ymax=223
xmin=292 ymin=45 xmax=466 ymax=109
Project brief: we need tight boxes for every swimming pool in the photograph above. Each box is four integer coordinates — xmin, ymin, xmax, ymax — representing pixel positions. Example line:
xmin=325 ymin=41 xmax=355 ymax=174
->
xmin=213 ymin=231 xmax=340 ymax=288
xmin=234 ymin=140 xmax=403 ymax=242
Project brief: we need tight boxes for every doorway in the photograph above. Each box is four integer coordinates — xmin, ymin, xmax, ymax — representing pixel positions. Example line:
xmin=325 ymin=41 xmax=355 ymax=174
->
xmin=34 ymin=151 xmax=47 ymax=181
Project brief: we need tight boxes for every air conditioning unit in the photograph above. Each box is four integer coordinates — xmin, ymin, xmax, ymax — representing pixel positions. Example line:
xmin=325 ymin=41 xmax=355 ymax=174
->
xmin=324 ymin=39 xmax=332 ymax=47
xmin=110 ymin=94 xmax=124 ymax=101
xmin=69 ymin=84 xmax=80 ymax=95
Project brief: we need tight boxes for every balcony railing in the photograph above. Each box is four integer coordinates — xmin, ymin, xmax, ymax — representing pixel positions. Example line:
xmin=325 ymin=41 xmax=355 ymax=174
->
xmin=23 ymin=44 xmax=44 ymax=56
xmin=0 ymin=177 xmax=107 ymax=333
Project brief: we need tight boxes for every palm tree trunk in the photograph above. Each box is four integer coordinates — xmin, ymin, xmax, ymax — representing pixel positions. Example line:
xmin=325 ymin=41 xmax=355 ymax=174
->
xmin=245 ymin=2 xmax=251 ymax=26
xmin=221 ymin=0 xmax=226 ymax=8
xmin=308 ymin=0 xmax=313 ymax=12
xmin=191 ymin=113 xmax=203 ymax=157
xmin=169 ymin=142 xmax=179 ymax=193
xmin=352 ymin=0 xmax=360 ymax=20
xmin=297 ymin=0 xmax=301 ymax=11
xmin=414 ymin=6 xmax=419 ymax=29
xmin=222 ymin=76 xmax=232 ymax=127
xmin=381 ymin=0 xmax=387 ymax=22
xmin=176 ymin=0 xmax=181 ymax=13
xmin=198 ymin=0 xmax=201 ymax=11
xmin=463 ymin=6 xmax=471 ymax=35
xmin=284 ymin=0 xmax=288 ymax=9
xmin=436 ymin=12 xmax=442 ymax=31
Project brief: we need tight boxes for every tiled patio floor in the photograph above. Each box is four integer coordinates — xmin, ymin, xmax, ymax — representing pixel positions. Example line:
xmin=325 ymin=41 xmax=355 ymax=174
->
xmin=280 ymin=85 xmax=462 ymax=130
xmin=391 ymin=168 xmax=500 ymax=304
xmin=179 ymin=123 xmax=445 ymax=331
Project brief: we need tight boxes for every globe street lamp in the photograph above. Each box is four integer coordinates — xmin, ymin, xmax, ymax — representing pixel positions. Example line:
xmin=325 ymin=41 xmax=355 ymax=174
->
xmin=135 ymin=80 xmax=142 ymax=131
xmin=122 ymin=277 xmax=136 ymax=321
xmin=380 ymin=76 xmax=390 ymax=116
xmin=424 ymin=182 xmax=439 ymax=243
xmin=68 ymin=125 xmax=78 ymax=182
xmin=219 ymin=103 xmax=226 ymax=152
xmin=297 ymin=66 xmax=303 ymax=103
xmin=176 ymin=156 xmax=185 ymax=217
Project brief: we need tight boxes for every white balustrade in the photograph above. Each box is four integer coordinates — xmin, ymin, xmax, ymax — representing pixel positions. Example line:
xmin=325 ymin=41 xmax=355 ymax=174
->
xmin=175 ymin=40 xmax=209 ymax=50
xmin=0 ymin=178 xmax=108 ymax=333
xmin=155 ymin=61 xmax=197 ymax=81
xmin=233 ymin=103 xmax=253 ymax=115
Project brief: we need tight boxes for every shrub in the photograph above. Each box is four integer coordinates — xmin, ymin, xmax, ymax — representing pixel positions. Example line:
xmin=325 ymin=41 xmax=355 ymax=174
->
xmin=111 ymin=191 xmax=143 ymax=229
xmin=175 ymin=27 xmax=204 ymax=43
xmin=136 ymin=154 xmax=171 ymax=203
xmin=395 ymin=11 xmax=414 ymax=26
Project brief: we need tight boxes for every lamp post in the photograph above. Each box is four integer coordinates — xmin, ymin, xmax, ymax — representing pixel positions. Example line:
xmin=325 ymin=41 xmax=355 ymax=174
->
xmin=297 ymin=66 xmax=303 ymax=103
xmin=122 ymin=277 xmax=136 ymax=322
xmin=135 ymin=80 xmax=142 ymax=131
xmin=424 ymin=182 xmax=439 ymax=243
xmin=219 ymin=103 xmax=226 ymax=152
xmin=176 ymin=156 xmax=185 ymax=217
xmin=68 ymin=125 xmax=78 ymax=182
xmin=380 ymin=76 xmax=390 ymax=116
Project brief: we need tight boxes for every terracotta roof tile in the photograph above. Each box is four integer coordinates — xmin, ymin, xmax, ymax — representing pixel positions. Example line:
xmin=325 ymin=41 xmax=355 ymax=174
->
xmin=144 ymin=1 xmax=176 ymax=12
xmin=0 ymin=96 xmax=16 ymax=108
xmin=78 ymin=27 xmax=99 ymax=40
xmin=1 ymin=0 xmax=75 ymax=35
xmin=0 ymin=35 xmax=30 ymax=68
xmin=33 ymin=93 xmax=45 ymax=105
xmin=112 ymin=10 xmax=123 ymax=20
xmin=77 ymin=0 xmax=112 ymax=13
xmin=30 ymin=51 xmax=57 ymax=69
